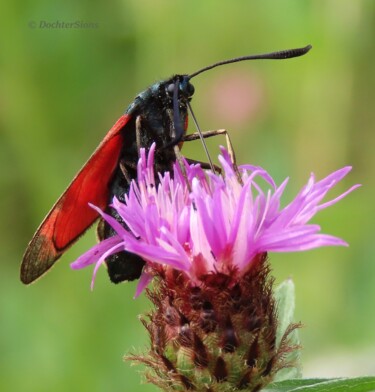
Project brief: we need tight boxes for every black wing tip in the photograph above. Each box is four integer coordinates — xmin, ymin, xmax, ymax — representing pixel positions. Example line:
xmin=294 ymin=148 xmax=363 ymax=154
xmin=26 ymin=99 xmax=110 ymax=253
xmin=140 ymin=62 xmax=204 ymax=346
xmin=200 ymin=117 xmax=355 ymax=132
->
xmin=20 ymin=262 xmax=40 ymax=285
xmin=20 ymin=262 xmax=55 ymax=285
xmin=20 ymin=273 xmax=35 ymax=285
xmin=20 ymin=235 xmax=62 ymax=285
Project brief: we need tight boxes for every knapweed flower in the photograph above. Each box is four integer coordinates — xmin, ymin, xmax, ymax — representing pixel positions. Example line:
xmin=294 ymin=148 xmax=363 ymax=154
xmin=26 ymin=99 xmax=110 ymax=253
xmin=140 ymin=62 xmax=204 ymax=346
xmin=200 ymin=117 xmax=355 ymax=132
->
xmin=72 ymin=143 xmax=359 ymax=391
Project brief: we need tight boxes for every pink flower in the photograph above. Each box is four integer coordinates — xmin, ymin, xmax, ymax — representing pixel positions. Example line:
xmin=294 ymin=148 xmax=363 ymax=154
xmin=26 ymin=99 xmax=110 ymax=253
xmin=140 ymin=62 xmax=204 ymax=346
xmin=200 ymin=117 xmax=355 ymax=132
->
xmin=71 ymin=143 xmax=359 ymax=295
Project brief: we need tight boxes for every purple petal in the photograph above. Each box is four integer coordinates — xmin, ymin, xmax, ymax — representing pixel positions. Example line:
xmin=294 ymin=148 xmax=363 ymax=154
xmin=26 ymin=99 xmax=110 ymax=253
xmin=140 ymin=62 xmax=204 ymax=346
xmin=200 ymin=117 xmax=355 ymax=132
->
xmin=71 ymin=235 xmax=122 ymax=269
xmin=91 ymin=242 xmax=124 ymax=290
xmin=134 ymin=271 xmax=152 ymax=298
xmin=72 ymin=144 xmax=359 ymax=290
xmin=88 ymin=202 xmax=128 ymax=237
xmin=317 ymin=184 xmax=361 ymax=211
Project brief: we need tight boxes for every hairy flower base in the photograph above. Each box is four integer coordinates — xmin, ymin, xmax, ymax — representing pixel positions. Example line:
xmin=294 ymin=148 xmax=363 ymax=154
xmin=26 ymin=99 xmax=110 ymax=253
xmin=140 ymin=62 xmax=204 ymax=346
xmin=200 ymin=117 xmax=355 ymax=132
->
xmin=126 ymin=256 xmax=300 ymax=392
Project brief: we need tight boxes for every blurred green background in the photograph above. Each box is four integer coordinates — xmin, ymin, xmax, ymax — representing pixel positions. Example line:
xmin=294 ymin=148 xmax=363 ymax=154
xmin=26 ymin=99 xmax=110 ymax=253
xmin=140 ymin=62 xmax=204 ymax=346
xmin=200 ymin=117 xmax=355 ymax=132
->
xmin=1 ymin=1 xmax=374 ymax=391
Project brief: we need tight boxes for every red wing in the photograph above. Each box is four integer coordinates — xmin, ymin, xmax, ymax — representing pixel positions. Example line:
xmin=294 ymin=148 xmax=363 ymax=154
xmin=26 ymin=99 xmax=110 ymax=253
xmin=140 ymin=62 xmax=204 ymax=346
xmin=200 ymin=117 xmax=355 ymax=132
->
xmin=21 ymin=115 xmax=131 ymax=284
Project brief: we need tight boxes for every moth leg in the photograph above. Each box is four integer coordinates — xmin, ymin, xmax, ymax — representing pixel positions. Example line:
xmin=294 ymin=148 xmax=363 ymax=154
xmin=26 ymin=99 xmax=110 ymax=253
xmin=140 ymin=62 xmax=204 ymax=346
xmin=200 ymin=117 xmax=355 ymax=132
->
xmin=119 ymin=160 xmax=132 ymax=184
xmin=135 ymin=115 xmax=142 ymax=158
xmin=183 ymin=129 xmax=242 ymax=183
xmin=185 ymin=158 xmax=221 ymax=173
xmin=116 ymin=115 xmax=144 ymax=180
xmin=183 ymin=129 xmax=237 ymax=166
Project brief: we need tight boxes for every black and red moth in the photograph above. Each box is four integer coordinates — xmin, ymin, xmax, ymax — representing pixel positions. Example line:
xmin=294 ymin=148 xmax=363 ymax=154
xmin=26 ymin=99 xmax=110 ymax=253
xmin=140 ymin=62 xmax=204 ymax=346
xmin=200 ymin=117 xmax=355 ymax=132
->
xmin=21 ymin=45 xmax=311 ymax=285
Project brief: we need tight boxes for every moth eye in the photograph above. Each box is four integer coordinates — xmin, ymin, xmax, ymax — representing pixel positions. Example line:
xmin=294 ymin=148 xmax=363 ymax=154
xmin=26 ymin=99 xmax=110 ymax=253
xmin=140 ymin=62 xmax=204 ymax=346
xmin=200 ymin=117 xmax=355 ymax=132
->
xmin=166 ymin=83 xmax=175 ymax=94
xmin=186 ymin=83 xmax=195 ymax=97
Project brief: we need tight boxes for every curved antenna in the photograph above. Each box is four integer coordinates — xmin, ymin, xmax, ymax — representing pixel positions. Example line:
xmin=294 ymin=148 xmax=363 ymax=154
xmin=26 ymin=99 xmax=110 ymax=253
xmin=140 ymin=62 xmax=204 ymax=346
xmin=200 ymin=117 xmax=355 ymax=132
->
xmin=189 ymin=44 xmax=312 ymax=79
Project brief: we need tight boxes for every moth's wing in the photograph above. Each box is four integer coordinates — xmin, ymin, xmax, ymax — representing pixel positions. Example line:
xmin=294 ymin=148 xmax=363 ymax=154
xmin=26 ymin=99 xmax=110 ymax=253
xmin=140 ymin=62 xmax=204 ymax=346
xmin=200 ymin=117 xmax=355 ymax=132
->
xmin=21 ymin=115 xmax=132 ymax=284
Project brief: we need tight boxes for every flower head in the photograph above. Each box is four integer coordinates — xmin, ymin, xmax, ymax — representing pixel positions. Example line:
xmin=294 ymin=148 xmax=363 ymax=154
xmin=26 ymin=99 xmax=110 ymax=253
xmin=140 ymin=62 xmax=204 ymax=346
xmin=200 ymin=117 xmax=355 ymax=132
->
xmin=71 ymin=143 xmax=359 ymax=390
xmin=72 ymin=143 xmax=358 ymax=293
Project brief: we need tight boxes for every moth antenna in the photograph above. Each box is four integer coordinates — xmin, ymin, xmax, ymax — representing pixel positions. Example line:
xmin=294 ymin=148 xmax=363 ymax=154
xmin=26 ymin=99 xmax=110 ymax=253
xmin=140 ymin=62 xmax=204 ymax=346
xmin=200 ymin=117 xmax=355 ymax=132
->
xmin=188 ymin=44 xmax=312 ymax=79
